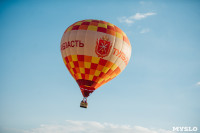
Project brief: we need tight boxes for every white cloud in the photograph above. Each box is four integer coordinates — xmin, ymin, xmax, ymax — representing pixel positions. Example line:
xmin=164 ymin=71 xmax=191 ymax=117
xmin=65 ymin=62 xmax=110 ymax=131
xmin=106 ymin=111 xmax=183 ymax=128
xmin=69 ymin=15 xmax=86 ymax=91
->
xmin=118 ymin=17 xmax=134 ymax=24
xmin=140 ymin=28 xmax=150 ymax=34
xmin=118 ymin=12 xmax=156 ymax=24
xmin=196 ymin=82 xmax=200 ymax=86
xmin=130 ymin=12 xmax=156 ymax=20
xmin=9 ymin=120 xmax=173 ymax=133
xmin=139 ymin=1 xmax=153 ymax=5
xmin=139 ymin=1 xmax=145 ymax=5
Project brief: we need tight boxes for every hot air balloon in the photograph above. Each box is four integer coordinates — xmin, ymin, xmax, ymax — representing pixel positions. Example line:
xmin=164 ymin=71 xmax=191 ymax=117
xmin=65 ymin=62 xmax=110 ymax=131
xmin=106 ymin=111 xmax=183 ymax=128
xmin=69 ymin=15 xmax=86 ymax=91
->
xmin=60 ymin=19 xmax=131 ymax=108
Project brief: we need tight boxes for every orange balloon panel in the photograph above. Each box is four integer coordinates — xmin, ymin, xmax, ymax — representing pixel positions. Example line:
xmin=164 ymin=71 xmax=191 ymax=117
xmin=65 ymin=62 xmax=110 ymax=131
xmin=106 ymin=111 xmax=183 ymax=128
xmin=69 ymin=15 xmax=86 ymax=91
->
xmin=61 ymin=19 xmax=132 ymax=97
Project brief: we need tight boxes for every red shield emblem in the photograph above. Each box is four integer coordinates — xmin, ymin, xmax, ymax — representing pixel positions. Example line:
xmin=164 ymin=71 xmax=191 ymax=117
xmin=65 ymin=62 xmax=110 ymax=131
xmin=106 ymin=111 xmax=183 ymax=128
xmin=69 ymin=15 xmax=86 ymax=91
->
xmin=95 ymin=36 xmax=112 ymax=58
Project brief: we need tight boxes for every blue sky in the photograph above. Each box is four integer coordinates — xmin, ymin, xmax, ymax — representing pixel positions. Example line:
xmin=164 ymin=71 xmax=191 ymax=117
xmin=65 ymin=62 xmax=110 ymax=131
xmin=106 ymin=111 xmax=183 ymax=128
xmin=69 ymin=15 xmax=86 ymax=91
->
xmin=0 ymin=0 xmax=200 ymax=133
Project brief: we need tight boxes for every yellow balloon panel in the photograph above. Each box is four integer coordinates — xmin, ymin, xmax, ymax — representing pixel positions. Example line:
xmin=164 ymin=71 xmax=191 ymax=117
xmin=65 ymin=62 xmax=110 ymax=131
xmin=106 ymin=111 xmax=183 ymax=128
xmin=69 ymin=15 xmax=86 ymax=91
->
xmin=63 ymin=55 xmax=121 ymax=87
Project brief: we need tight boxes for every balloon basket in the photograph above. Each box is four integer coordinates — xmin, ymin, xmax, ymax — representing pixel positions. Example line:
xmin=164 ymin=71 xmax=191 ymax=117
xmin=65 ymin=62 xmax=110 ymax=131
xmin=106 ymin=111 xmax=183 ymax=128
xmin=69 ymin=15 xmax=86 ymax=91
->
xmin=80 ymin=101 xmax=88 ymax=108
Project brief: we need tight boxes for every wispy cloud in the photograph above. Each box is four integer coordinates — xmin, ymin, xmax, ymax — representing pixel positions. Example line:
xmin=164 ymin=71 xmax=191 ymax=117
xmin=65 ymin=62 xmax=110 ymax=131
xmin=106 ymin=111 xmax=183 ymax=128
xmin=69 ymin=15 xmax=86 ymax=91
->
xmin=140 ymin=28 xmax=150 ymax=34
xmin=118 ymin=12 xmax=156 ymax=24
xmin=196 ymin=81 xmax=200 ymax=86
xmin=139 ymin=1 xmax=145 ymax=5
xmin=139 ymin=1 xmax=153 ymax=5
xmin=6 ymin=120 xmax=173 ymax=133
xmin=118 ymin=16 xmax=134 ymax=24
xmin=130 ymin=12 xmax=156 ymax=20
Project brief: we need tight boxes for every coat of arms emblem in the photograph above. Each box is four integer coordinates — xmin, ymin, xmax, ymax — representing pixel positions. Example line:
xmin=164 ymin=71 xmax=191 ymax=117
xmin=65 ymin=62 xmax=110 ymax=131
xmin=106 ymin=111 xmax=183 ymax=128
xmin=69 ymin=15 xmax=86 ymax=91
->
xmin=95 ymin=36 xmax=112 ymax=58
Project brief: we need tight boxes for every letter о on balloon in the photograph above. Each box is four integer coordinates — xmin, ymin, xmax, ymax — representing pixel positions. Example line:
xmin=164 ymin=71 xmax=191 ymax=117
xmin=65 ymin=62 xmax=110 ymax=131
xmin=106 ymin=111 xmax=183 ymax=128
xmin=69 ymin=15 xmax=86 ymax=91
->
xmin=60 ymin=19 xmax=132 ymax=108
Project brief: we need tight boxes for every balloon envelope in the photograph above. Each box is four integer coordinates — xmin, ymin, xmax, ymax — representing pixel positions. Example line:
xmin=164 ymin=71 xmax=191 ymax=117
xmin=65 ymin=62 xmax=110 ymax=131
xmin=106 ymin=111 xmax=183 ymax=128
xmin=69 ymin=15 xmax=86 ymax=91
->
xmin=61 ymin=19 xmax=131 ymax=98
